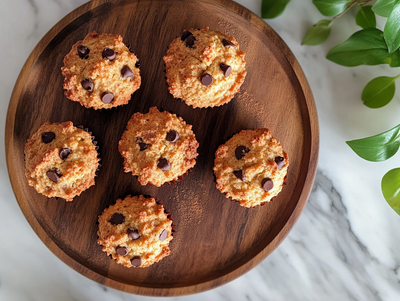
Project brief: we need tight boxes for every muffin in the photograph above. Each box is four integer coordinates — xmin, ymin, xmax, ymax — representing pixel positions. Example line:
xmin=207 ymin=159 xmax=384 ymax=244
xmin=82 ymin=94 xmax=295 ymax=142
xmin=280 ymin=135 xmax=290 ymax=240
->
xmin=61 ymin=32 xmax=141 ymax=109
xmin=118 ymin=107 xmax=199 ymax=186
xmin=24 ymin=121 xmax=100 ymax=201
xmin=213 ymin=128 xmax=289 ymax=208
xmin=163 ymin=27 xmax=246 ymax=108
xmin=97 ymin=195 xmax=173 ymax=268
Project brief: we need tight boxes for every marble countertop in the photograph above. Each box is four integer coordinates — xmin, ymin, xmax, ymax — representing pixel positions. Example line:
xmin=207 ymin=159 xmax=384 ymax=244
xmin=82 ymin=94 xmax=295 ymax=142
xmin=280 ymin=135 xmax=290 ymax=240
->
xmin=2 ymin=0 xmax=400 ymax=300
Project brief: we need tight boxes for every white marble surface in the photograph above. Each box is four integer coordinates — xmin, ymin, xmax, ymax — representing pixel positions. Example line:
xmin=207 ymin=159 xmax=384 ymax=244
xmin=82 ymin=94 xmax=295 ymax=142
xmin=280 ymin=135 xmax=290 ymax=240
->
xmin=2 ymin=0 xmax=400 ymax=300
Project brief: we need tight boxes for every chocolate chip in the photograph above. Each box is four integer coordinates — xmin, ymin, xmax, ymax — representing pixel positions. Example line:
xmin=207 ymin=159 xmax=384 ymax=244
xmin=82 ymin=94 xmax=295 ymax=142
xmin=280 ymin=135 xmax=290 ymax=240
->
xmin=121 ymin=65 xmax=134 ymax=78
xmin=166 ymin=130 xmax=179 ymax=142
xmin=59 ymin=148 xmax=71 ymax=160
xmin=135 ymin=60 xmax=141 ymax=68
xmin=275 ymin=156 xmax=285 ymax=170
xmin=130 ymin=256 xmax=141 ymax=267
xmin=181 ymin=30 xmax=193 ymax=41
xmin=126 ymin=44 xmax=134 ymax=53
xmin=116 ymin=246 xmax=129 ymax=256
xmin=201 ymin=73 xmax=213 ymax=86
xmin=81 ymin=79 xmax=94 ymax=92
xmin=262 ymin=178 xmax=274 ymax=191
xmin=101 ymin=92 xmax=114 ymax=104
xmin=233 ymin=170 xmax=246 ymax=182
xmin=127 ymin=229 xmax=140 ymax=240
xmin=235 ymin=145 xmax=250 ymax=160
xmin=222 ymin=39 xmax=236 ymax=48
xmin=159 ymin=229 xmax=167 ymax=241
xmin=109 ymin=213 xmax=125 ymax=225
xmin=77 ymin=45 xmax=89 ymax=59
xmin=102 ymin=47 xmax=116 ymax=60
xmin=136 ymin=138 xmax=148 ymax=150
xmin=47 ymin=169 xmax=62 ymax=182
xmin=137 ymin=142 xmax=148 ymax=151
xmin=157 ymin=158 xmax=170 ymax=171
xmin=220 ymin=63 xmax=232 ymax=77
xmin=185 ymin=34 xmax=196 ymax=48
xmin=41 ymin=132 xmax=55 ymax=143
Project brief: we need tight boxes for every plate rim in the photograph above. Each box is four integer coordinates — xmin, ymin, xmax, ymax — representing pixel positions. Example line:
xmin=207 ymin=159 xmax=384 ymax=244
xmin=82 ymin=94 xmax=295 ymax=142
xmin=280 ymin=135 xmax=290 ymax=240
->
xmin=5 ymin=0 xmax=319 ymax=296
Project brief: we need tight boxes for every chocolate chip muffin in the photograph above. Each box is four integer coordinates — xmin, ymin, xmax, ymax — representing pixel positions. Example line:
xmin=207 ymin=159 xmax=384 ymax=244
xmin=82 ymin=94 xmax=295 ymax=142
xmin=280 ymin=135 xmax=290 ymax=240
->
xmin=61 ymin=32 xmax=141 ymax=109
xmin=24 ymin=122 xmax=100 ymax=201
xmin=118 ymin=107 xmax=199 ymax=186
xmin=213 ymin=129 xmax=289 ymax=208
xmin=163 ymin=27 xmax=247 ymax=108
xmin=97 ymin=195 xmax=173 ymax=268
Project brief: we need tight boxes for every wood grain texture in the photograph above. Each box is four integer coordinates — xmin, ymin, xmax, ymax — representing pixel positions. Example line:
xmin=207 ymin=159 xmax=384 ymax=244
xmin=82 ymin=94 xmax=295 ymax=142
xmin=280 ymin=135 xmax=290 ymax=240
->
xmin=5 ymin=0 xmax=319 ymax=296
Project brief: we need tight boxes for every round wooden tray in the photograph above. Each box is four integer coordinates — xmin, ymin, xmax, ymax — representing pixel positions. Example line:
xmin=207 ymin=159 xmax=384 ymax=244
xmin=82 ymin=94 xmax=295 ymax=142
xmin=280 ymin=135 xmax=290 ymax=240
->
xmin=5 ymin=0 xmax=318 ymax=296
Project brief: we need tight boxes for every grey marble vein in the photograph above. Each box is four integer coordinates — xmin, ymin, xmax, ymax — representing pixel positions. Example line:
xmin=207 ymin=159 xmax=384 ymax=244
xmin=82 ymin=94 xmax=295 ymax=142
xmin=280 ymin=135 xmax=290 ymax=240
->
xmin=26 ymin=0 xmax=39 ymax=35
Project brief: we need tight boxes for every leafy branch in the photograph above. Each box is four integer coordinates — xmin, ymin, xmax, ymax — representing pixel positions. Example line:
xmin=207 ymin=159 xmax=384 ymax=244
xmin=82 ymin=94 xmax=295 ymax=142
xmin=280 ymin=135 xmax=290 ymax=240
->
xmin=261 ymin=0 xmax=400 ymax=215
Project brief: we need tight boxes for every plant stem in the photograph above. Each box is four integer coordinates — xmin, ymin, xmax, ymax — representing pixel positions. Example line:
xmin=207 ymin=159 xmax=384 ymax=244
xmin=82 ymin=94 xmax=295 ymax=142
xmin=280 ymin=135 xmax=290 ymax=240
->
xmin=333 ymin=0 xmax=358 ymax=21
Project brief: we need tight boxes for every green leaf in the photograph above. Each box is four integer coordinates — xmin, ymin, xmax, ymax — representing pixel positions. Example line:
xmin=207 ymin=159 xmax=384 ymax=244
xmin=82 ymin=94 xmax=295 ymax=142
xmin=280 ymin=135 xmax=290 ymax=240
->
xmin=261 ymin=0 xmax=291 ymax=18
xmin=382 ymin=168 xmax=400 ymax=215
xmin=302 ymin=20 xmax=332 ymax=45
xmin=346 ymin=124 xmax=400 ymax=162
xmin=313 ymin=0 xmax=352 ymax=16
xmin=384 ymin=1 xmax=400 ymax=53
xmin=326 ymin=28 xmax=400 ymax=67
xmin=372 ymin=0 xmax=398 ymax=17
xmin=356 ymin=6 xmax=376 ymax=29
xmin=362 ymin=76 xmax=398 ymax=108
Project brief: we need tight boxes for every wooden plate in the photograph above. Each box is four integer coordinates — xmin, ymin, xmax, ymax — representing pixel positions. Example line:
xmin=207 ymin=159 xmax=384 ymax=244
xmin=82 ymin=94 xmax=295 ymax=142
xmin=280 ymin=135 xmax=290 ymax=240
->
xmin=5 ymin=0 xmax=318 ymax=296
